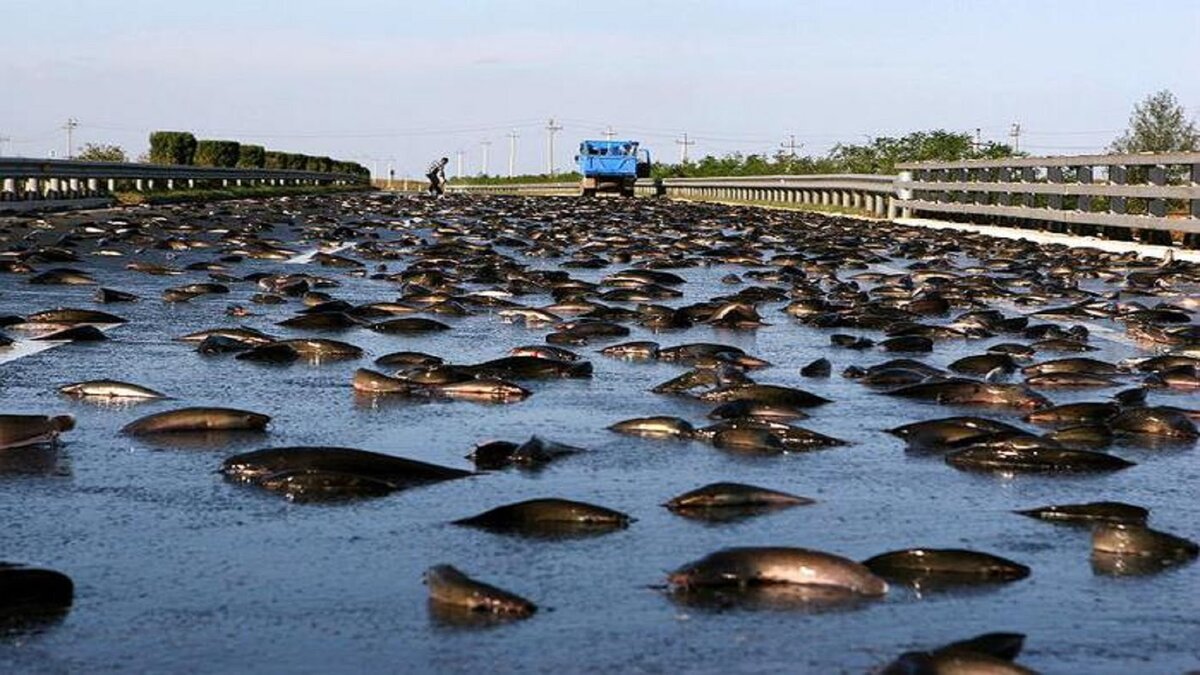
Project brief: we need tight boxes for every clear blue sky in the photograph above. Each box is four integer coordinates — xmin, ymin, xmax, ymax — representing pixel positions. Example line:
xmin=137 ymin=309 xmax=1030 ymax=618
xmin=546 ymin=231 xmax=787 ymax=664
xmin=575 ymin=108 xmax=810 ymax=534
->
xmin=4 ymin=0 xmax=1198 ymax=176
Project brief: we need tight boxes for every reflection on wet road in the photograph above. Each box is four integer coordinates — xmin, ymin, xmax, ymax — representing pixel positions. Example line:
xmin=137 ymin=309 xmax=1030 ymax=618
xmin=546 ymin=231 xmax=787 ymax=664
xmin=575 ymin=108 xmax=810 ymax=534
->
xmin=0 ymin=193 xmax=1196 ymax=674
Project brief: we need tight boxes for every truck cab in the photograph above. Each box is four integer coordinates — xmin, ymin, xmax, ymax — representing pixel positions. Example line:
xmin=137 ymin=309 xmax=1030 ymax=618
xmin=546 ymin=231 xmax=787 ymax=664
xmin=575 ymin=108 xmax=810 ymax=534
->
xmin=576 ymin=140 xmax=651 ymax=197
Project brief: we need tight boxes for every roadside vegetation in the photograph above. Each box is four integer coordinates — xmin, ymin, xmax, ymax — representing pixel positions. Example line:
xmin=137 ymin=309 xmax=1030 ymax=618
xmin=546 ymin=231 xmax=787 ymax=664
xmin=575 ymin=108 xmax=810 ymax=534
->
xmin=450 ymin=89 xmax=1198 ymax=186
xmin=76 ymin=143 xmax=128 ymax=162
xmin=449 ymin=171 xmax=582 ymax=185
xmin=114 ymin=183 xmax=371 ymax=206
xmin=450 ymin=129 xmax=1016 ymax=185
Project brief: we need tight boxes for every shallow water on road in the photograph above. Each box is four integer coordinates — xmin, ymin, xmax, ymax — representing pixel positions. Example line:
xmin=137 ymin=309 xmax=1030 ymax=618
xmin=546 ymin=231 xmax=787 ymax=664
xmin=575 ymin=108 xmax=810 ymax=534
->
xmin=0 ymin=196 xmax=1197 ymax=674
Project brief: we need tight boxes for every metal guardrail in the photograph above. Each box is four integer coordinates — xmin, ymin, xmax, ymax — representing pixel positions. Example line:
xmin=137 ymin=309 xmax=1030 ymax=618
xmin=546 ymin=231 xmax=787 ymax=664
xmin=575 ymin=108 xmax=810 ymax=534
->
xmin=657 ymin=174 xmax=895 ymax=192
xmin=449 ymin=174 xmax=895 ymax=216
xmin=642 ymin=174 xmax=893 ymax=216
xmin=0 ymin=157 xmax=358 ymax=182
xmin=893 ymin=152 xmax=1200 ymax=237
xmin=447 ymin=153 xmax=1200 ymax=244
xmin=449 ymin=182 xmax=579 ymax=195
xmin=0 ymin=157 xmax=364 ymax=209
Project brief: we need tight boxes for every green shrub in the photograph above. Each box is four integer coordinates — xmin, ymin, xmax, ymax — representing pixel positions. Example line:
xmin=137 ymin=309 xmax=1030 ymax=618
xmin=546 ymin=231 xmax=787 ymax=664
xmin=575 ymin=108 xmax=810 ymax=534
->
xmin=305 ymin=156 xmax=333 ymax=173
xmin=264 ymin=151 xmax=286 ymax=169
xmin=237 ymin=144 xmax=266 ymax=168
xmin=285 ymin=153 xmax=308 ymax=170
xmin=148 ymin=131 xmax=197 ymax=165
xmin=194 ymin=140 xmax=241 ymax=167
xmin=77 ymin=143 xmax=128 ymax=162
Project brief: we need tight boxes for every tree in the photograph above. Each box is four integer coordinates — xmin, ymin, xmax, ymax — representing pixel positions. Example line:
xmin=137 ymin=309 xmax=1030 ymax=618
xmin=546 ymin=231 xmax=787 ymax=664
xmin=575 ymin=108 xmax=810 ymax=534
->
xmin=264 ymin=151 xmax=287 ymax=169
xmin=1110 ymin=90 xmax=1199 ymax=153
xmin=76 ymin=143 xmax=127 ymax=162
xmin=148 ymin=131 xmax=197 ymax=165
xmin=829 ymin=130 xmax=1017 ymax=175
xmin=194 ymin=140 xmax=241 ymax=167
xmin=237 ymin=144 xmax=266 ymax=168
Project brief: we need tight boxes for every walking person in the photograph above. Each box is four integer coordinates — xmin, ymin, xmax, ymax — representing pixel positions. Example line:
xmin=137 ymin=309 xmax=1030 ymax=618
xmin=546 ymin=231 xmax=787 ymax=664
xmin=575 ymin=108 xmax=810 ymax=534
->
xmin=426 ymin=157 xmax=449 ymax=197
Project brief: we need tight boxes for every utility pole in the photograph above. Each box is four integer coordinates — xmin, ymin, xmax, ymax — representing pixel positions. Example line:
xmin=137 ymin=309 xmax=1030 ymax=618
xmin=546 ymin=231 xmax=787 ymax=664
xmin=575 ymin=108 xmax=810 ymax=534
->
xmin=675 ymin=132 xmax=695 ymax=163
xmin=63 ymin=117 xmax=79 ymax=159
xmin=455 ymin=150 xmax=464 ymax=179
xmin=780 ymin=134 xmax=799 ymax=157
xmin=386 ymin=159 xmax=394 ymax=189
xmin=604 ymin=125 xmax=615 ymax=141
xmin=480 ymin=140 xmax=492 ymax=176
xmin=0 ymin=134 xmax=9 ymax=156
xmin=973 ymin=128 xmax=982 ymax=153
xmin=506 ymin=130 xmax=519 ymax=178
xmin=546 ymin=117 xmax=562 ymax=175
xmin=1009 ymin=123 xmax=1021 ymax=153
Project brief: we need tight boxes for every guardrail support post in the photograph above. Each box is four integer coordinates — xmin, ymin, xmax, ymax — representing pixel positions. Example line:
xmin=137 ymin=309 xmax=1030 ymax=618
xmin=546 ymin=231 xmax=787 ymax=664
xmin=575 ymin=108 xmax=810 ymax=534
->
xmin=1046 ymin=166 xmax=1064 ymax=232
xmin=1148 ymin=165 xmax=1166 ymax=217
xmin=1 ymin=178 xmax=14 ymax=201
xmin=896 ymin=170 xmax=913 ymax=218
xmin=1143 ymin=164 xmax=1170 ymax=244
xmin=1076 ymin=166 xmax=1092 ymax=213
xmin=1046 ymin=166 xmax=1063 ymax=209
xmin=995 ymin=167 xmax=1011 ymax=206
xmin=1192 ymin=163 xmax=1200 ymax=219
xmin=1109 ymin=165 xmax=1126 ymax=215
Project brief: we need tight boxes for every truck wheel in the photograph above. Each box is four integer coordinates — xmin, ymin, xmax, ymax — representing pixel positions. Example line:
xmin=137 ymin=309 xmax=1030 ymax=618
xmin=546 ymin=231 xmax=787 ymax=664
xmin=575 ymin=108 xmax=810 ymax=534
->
xmin=621 ymin=186 xmax=636 ymax=198
xmin=581 ymin=188 xmax=596 ymax=198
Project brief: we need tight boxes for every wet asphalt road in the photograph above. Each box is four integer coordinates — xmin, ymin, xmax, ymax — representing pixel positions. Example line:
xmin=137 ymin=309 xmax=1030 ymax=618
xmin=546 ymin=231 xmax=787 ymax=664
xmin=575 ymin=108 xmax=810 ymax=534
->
xmin=0 ymin=193 xmax=1197 ymax=674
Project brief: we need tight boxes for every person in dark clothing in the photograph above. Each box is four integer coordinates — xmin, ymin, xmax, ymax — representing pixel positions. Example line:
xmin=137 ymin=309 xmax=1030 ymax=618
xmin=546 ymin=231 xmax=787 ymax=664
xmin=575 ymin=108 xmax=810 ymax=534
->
xmin=426 ymin=157 xmax=449 ymax=196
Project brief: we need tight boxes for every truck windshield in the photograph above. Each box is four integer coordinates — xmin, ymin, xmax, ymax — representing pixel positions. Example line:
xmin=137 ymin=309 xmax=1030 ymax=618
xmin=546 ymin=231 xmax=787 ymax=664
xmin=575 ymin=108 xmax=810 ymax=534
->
xmin=583 ymin=142 xmax=637 ymax=156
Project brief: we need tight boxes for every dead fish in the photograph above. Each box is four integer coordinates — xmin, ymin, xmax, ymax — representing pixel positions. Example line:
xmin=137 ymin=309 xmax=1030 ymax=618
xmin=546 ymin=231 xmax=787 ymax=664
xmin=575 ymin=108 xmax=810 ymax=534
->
xmin=0 ymin=414 xmax=75 ymax=449
xmin=424 ymin=564 xmax=537 ymax=618
xmin=58 ymin=379 xmax=169 ymax=399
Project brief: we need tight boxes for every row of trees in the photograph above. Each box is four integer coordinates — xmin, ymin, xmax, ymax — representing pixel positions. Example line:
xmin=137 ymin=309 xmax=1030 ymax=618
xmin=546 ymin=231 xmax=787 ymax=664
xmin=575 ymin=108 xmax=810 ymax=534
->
xmin=649 ymin=129 xmax=1017 ymax=179
xmin=649 ymin=90 xmax=1196 ymax=179
xmin=449 ymin=90 xmax=1195 ymax=184
xmin=147 ymin=131 xmax=368 ymax=177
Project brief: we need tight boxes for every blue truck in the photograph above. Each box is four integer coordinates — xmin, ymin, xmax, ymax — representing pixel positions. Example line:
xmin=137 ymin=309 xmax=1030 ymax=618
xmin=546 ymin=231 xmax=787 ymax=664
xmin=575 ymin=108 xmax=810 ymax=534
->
xmin=575 ymin=140 xmax=652 ymax=197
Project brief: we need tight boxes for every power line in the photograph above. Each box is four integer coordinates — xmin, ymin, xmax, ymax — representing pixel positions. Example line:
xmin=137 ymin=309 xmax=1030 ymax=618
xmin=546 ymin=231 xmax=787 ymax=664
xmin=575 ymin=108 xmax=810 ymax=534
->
xmin=1021 ymin=129 xmax=1122 ymax=136
xmin=80 ymin=119 xmax=548 ymax=140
